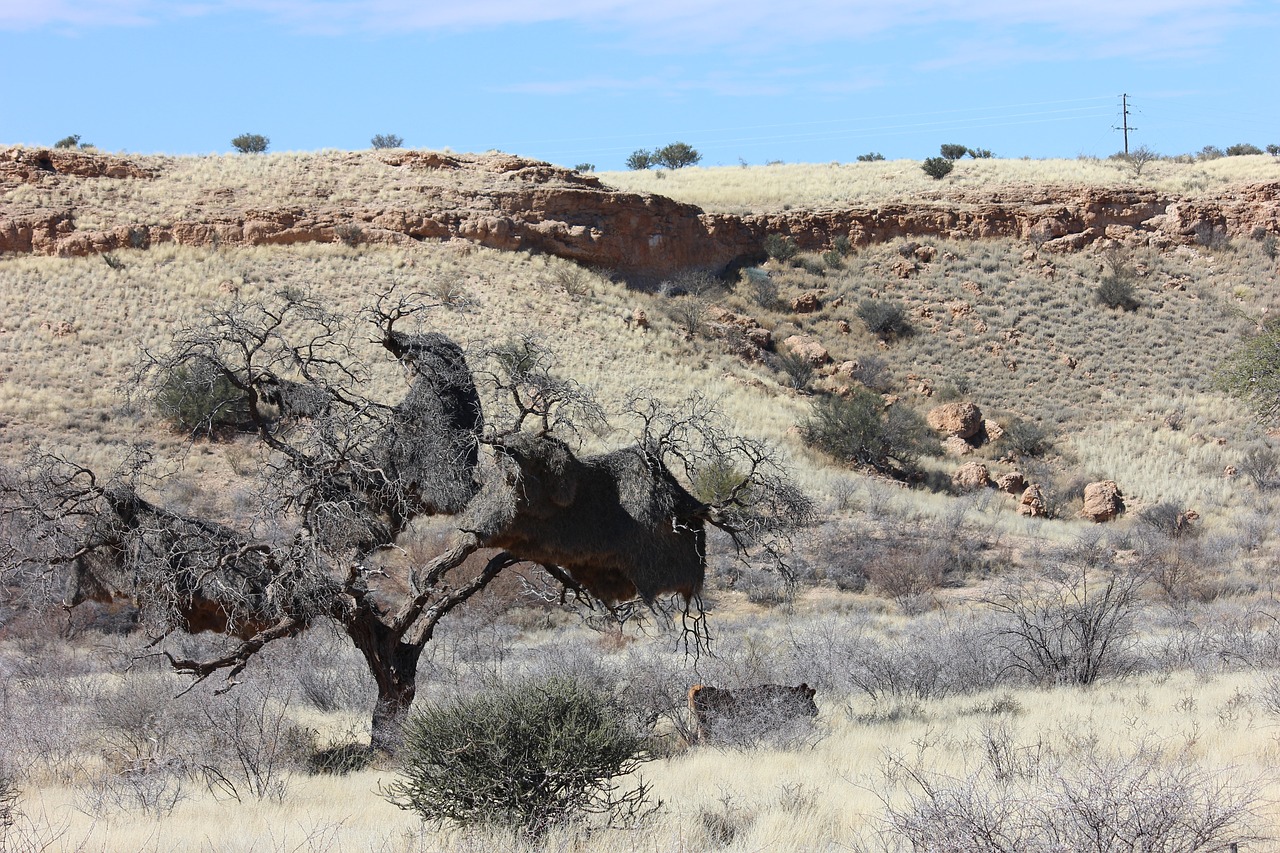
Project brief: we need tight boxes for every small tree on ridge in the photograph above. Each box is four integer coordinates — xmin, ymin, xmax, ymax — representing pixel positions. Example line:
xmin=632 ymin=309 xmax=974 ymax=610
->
xmin=231 ymin=134 xmax=270 ymax=154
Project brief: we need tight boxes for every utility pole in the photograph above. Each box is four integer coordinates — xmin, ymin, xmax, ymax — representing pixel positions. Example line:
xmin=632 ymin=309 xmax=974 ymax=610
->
xmin=1115 ymin=94 xmax=1135 ymax=156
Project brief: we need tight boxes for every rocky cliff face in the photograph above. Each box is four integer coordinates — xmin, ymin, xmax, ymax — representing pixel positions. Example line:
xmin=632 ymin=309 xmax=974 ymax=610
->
xmin=2 ymin=147 xmax=1277 ymax=282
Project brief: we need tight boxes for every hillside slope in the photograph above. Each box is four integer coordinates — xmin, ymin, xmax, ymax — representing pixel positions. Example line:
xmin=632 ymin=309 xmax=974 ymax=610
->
xmin=3 ymin=147 xmax=1278 ymax=284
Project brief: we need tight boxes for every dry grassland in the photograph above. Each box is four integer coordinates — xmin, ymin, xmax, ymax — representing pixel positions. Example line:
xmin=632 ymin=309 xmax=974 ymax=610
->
xmin=600 ymin=154 xmax=1280 ymax=213
xmin=9 ymin=608 xmax=1280 ymax=853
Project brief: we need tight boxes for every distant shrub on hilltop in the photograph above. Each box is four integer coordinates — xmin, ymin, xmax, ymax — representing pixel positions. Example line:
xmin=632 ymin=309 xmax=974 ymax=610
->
xmin=231 ymin=133 xmax=269 ymax=154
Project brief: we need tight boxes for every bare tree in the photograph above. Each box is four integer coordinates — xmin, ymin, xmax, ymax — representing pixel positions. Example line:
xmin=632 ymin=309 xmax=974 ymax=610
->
xmin=1123 ymin=145 xmax=1159 ymax=178
xmin=2 ymin=289 xmax=811 ymax=751
xmin=981 ymin=557 xmax=1145 ymax=687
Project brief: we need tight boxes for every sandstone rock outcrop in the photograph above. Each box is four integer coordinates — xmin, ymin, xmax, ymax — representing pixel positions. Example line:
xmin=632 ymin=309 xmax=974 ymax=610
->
xmin=952 ymin=462 xmax=990 ymax=491
xmin=927 ymin=402 xmax=983 ymax=440
xmin=790 ymin=292 xmax=822 ymax=314
xmin=0 ymin=147 xmax=157 ymax=182
xmin=1018 ymin=485 xmax=1048 ymax=517
xmin=996 ymin=472 xmax=1026 ymax=494
xmin=782 ymin=335 xmax=831 ymax=366
xmin=706 ymin=306 xmax=772 ymax=359
xmin=4 ymin=146 xmax=1279 ymax=283
xmin=1080 ymin=481 xmax=1125 ymax=522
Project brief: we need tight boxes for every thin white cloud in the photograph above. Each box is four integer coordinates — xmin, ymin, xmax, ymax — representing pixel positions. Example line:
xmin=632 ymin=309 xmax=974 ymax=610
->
xmin=4 ymin=0 xmax=1274 ymax=65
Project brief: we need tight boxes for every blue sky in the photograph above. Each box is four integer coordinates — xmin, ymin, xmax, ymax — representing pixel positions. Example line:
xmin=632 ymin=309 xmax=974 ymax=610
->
xmin=2 ymin=1 xmax=1277 ymax=169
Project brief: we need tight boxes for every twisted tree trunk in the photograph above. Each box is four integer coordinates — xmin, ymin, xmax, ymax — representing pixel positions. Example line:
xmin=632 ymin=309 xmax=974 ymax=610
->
xmin=346 ymin=613 xmax=425 ymax=753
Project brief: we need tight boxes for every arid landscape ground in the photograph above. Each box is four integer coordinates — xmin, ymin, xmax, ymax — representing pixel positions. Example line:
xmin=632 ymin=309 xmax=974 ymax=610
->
xmin=2 ymin=146 xmax=1280 ymax=852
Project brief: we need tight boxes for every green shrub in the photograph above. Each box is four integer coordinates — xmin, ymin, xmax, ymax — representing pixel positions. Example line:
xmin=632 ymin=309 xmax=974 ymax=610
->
xmin=742 ymin=268 xmax=779 ymax=309
xmin=231 ymin=133 xmax=269 ymax=154
xmin=832 ymin=235 xmax=852 ymax=256
xmin=801 ymin=390 xmax=937 ymax=478
xmin=1217 ymin=317 xmax=1280 ymax=425
xmin=1240 ymin=443 xmax=1279 ymax=490
xmin=385 ymin=678 xmax=654 ymax=838
xmin=774 ymin=350 xmax=815 ymax=391
xmin=967 ymin=147 xmax=994 ymax=159
xmin=626 ymin=149 xmax=654 ymax=170
xmin=1268 ymin=144 xmax=1280 ymax=156
xmin=690 ymin=455 xmax=750 ymax=504
xmin=334 ymin=223 xmax=363 ymax=247
xmin=939 ymin=144 xmax=968 ymax=160
xmin=1096 ymin=274 xmax=1139 ymax=310
xmin=799 ymin=255 xmax=826 ymax=275
xmin=153 ymin=361 xmax=251 ymax=437
xmin=1226 ymin=143 xmax=1263 ymax=156
xmin=856 ymin=152 xmax=885 ymax=162
xmin=1137 ymin=501 xmax=1197 ymax=539
xmin=1003 ymin=418 xmax=1053 ymax=458
xmin=857 ymin=298 xmax=912 ymax=339
xmin=54 ymin=134 xmax=81 ymax=149
xmin=654 ymin=142 xmax=701 ymax=169
xmin=921 ymin=157 xmax=954 ymax=180
xmin=370 ymin=133 xmax=403 ymax=149
xmin=573 ymin=163 xmax=595 ymax=172
xmin=763 ymin=233 xmax=798 ymax=262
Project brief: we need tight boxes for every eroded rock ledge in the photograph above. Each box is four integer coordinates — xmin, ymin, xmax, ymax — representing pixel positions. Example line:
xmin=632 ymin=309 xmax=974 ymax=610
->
xmin=2 ymin=147 xmax=1277 ymax=282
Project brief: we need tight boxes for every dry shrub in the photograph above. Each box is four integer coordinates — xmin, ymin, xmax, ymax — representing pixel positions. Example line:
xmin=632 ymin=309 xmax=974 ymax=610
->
xmin=787 ymin=612 xmax=1007 ymax=701
xmin=806 ymin=522 xmax=869 ymax=591
xmin=732 ymin=564 xmax=796 ymax=606
xmin=550 ymin=263 xmax=593 ymax=297
xmin=700 ymin=792 xmax=753 ymax=846
xmin=982 ymin=563 xmax=1144 ymax=686
xmin=1141 ymin=538 xmax=1225 ymax=605
xmin=882 ymin=730 xmax=1263 ymax=853
xmin=866 ymin=549 xmax=944 ymax=601
xmin=199 ymin=683 xmax=308 ymax=802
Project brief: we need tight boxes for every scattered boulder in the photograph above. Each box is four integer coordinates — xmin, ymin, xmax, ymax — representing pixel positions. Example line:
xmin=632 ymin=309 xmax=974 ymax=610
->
xmin=631 ymin=308 xmax=649 ymax=329
xmin=790 ymin=292 xmax=822 ymax=314
xmin=1041 ymin=228 xmax=1097 ymax=253
xmin=983 ymin=419 xmax=1005 ymax=442
xmin=705 ymin=305 xmax=772 ymax=358
xmin=913 ymin=245 xmax=937 ymax=263
xmin=942 ymin=436 xmax=975 ymax=457
xmin=41 ymin=319 xmax=76 ymax=337
xmin=1080 ymin=480 xmax=1125 ymax=523
xmin=891 ymin=258 xmax=917 ymax=278
xmin=1018 ymin=485 xmax=1048 ymax=517
xmin=1176 ymin=509 xmax=1200 ymax=533
xmin=782 ymin=335 xmax=831 ymax=366
xmin=927 ymin=401 xmax=983 ymax=440
xmin=836 ymin=319 xmax=851 ymax=334
xmin=996 ymin=472 xmax=1025 ymax=494
xmin=952 ymin=462 xmax=990 ymax=491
